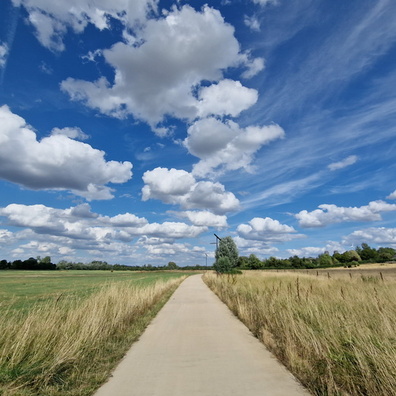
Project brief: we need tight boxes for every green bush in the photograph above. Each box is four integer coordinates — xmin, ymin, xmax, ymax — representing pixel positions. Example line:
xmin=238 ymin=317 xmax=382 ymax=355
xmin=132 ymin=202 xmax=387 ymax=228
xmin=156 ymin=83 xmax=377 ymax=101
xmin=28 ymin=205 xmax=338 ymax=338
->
xmin=213 ymin=256 xmax=232 ymax=274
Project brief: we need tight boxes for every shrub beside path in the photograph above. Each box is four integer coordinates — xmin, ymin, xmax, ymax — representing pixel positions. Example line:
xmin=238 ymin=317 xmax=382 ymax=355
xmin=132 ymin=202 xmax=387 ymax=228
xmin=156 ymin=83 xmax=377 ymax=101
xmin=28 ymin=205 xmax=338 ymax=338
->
xmin=94 ymin=274 xmax=309 ymax=396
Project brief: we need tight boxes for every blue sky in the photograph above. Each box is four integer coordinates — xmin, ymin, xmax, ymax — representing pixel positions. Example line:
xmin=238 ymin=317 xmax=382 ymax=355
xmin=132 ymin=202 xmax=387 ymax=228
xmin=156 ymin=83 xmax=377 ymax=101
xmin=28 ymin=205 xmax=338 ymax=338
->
xmin=0 ymin=0 xmax=395 ymax=266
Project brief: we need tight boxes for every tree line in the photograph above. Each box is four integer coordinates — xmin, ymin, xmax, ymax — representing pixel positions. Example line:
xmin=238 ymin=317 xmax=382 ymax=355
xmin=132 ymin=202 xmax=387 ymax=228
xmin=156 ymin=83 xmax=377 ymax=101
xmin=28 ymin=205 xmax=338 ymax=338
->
xmin=1 ymin=242 xmax=395 ymax=272
xmin=0 ymin=257 xmax=208 ymax=271
xmin=214 ymin=239 xmax=396 ymax=273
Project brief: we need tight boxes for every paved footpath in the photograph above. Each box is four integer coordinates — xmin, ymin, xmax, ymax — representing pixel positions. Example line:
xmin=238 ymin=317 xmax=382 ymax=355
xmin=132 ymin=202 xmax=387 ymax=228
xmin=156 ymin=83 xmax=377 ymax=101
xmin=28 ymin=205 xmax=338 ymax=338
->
xmin=95 ymin=274 xmax=310 ymax=396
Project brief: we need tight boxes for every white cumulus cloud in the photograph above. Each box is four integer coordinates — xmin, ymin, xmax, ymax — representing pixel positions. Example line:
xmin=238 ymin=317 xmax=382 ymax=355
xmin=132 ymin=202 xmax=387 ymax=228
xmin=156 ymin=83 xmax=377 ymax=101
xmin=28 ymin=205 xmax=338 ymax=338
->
xmin=142 ymin=167 xmax=240 ymax=214
xmin=0 ymin=203 xmax=207 ymax=254
xmin=244 ymin=15 xmax=261 ymax=32
xmin=295 ymin=200 xmax=396 ymax=228
xmin=387 ymin=190 xmax=396 ymax=200
xmin=197 ymin=79 xmax=258 ymax=118
xmin=0 ymin=105 xmax=133 ymax=200
xmin=343 ymin=227 xmax=396 ymax=247
xmin=61 ymin=5 xmax=263 ymax=130
xmin=142 ymin=167 xmax=196 ymax=203
xmin=237 ymin=217 xmax=300 ymax=243
xmin=241 ymin=56 xmax=265 ymax=79
xmin=233 ymin=236 xmax=279 ymax=256
xmin=184 ymin=118 xmax=285 ymax=177
xmin=51 ymin=127 xmax=89 ymax=140
xmin=177 ymin=211 xmax=228 ymax=228
xmin=12 ymin=0 xmax=159 ymax=51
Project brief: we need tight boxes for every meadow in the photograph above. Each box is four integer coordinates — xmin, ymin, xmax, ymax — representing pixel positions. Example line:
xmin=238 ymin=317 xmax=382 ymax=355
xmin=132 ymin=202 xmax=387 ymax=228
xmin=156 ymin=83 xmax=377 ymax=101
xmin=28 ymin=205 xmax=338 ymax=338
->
xmin=204 ymin=266 xmax=396 ymax=396
xmin=0 ymin=270 xmax=189 ymax=396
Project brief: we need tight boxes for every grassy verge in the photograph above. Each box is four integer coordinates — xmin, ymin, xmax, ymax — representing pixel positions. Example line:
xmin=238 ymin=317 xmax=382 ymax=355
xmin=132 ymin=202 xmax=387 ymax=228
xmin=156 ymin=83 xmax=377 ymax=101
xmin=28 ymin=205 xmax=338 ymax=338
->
xmin=203 ymin=271 xmax=396 ymax=395
xmin=0 ymin=276 xmax=186 ymax=396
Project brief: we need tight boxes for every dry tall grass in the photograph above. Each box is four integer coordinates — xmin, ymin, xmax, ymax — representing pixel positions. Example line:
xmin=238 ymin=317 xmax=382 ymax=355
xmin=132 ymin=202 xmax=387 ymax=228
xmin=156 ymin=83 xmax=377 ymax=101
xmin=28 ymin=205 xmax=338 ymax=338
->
xmin=0 ymin=277 xmax=185 ymax=396
xmin=204 ymin=272 xmax=396 ymax=395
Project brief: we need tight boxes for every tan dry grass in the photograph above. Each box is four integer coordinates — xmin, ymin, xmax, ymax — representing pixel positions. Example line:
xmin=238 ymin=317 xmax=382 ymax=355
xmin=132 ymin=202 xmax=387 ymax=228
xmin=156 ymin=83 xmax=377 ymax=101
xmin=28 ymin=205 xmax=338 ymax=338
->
xmin=0 ymin=277 xmax=186 ymax=396
xmin=203 ymin=271 xmax=396 ymax=396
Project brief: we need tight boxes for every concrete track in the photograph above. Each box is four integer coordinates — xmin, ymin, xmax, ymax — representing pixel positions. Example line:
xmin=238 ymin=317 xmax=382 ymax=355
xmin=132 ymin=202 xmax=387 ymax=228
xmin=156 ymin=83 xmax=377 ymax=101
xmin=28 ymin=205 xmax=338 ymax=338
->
xmin=94 ymin=274 xmax=310 ymax=396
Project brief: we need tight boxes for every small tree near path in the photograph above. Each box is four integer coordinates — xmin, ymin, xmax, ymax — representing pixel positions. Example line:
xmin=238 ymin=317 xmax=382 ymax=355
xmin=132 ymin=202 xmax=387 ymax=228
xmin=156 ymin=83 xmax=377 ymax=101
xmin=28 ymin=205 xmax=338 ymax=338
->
xmin=214 ymin=236 xmax=239 ymax=274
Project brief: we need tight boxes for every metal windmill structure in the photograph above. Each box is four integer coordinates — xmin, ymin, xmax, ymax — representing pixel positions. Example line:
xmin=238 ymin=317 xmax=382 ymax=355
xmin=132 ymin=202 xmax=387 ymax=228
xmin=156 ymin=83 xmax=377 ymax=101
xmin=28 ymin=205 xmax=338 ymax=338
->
xmin=213 ymin=233 xmax=222 ymax=249
xmin=210 ymin=234 xmax=222 ymax=259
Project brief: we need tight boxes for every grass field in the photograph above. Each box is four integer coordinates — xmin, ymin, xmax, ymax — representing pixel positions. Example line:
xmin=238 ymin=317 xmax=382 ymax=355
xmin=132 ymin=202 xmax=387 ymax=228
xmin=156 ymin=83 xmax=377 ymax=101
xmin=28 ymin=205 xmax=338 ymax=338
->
xmin=0 ymin=270 xmax=190 ymax=396
xmin=204 ymin=265 xmax=396 ymax=396
xmin=0 ymin=270 xmax=189 ymax=312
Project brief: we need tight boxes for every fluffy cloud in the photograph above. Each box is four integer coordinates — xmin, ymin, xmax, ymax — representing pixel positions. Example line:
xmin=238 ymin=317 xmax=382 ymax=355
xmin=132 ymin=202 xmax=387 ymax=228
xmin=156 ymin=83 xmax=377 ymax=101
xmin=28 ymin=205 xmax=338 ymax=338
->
xmin=142 ymin=167 xmax=240 ymax=214
xmin=184 ymin=118 xmax=285 ymax=177
xmin=51 ymin=127 xmax=89 ymax=140
xmin=287 ymin=241 xmax=346 ymax=258
xmin=244 ymin=15 xmax=261 ymax=32
xmin=233 ymin=236 xmax=279 ymax=256
xmin=142 ymin=168 xmax=196 ymax=201
xmin=100 ymin=213 xmax=148 ymax=227
xmin=136 ymin=222 xmax=206 ymax=239
xmin=176 ymin=211 xmax=228 ymax=228
xmin=241 ymin=56 xmax=265 ymax=79
xmin=295 ymin=200 xmax=396 ymax=227
xmin=0 ymin=204 xmax=207 ymax=249
xmin=328 ymin=155 xmax=358 ymax=171
xmin=0 ymin=229 xmax=15 ymax=245
xmin=0 ymin=43 xmax=8 ymax=67
xmin=343 ymin=227 xmax=396 ymax=246
xmin=61 ymin=5 xmax=262 ymax=130
xmin=12 ymin=0 xmax=159 ymax=51
xmin=237 ymin=217 xmax=300 ymax=243
xmin=135 ymin=237 xmax=206 ymax=257
xmin=183 ymin=181 xmax=240 ymax=214
xmin=287 ymin=247 xmax=327 ymax=257
xmin=0 ymin=203 xmax=94 ymax=237
xmin=387 ymin=190 xmax=396 ymax=199
xmin=197 ymin=80 xmax=258 ymax=118
xmin=0 ymin=105 xmax=132 ymax=200
xmin=144 ymin=242 xmax=190 ymax=256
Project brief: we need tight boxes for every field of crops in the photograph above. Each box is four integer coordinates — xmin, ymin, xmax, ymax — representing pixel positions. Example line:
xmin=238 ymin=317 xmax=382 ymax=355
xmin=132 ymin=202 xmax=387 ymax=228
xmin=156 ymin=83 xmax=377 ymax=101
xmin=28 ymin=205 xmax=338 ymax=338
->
xmin=0 ymin=270 xmax=189 ymax=396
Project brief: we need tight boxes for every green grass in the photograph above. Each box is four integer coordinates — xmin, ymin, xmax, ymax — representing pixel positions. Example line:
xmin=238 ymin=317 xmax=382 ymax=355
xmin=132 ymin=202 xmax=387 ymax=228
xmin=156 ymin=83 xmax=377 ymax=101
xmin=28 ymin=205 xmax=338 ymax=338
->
xmin=0 ymin=270 xmax=191 ymax=312
xmin=0 ymin=271 xmax=190 ymax=396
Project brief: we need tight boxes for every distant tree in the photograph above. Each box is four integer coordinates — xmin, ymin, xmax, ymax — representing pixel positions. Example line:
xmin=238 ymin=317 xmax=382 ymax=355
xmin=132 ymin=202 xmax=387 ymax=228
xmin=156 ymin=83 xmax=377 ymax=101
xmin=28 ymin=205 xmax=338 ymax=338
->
xmin=247 ymin=254 xmax=263 ymax=269
xmin=318 ymin=253 xmax=334 ymax=267
xmin=334 ymin=250 xmax=361 ymax=264
xmin=282 ymin=259 xmax=292 ymax=268
xmin=0 ymin=260 xmax=9 ymax=270
xmin=290 ymin=255 xmax=304 ymax=268
xmin=357 ymin=243 xmax=378 ymax=261
xmin=377 ymin=247 xmax=396 ymax=262
xmin=265 ymin=256 xmax=279 ymax=268
xmin=38 ymin=256 xmax=52 ymax=264
xmin=167 ymin=261 xmax=178 ymax=270
xmin=11 ymin=260 xmax=23 ymax=269
xmin=215 ymin=236 xmax=239 ymax=268
xmin=236 ymin=256 xmax=249 ymax=268
xmin=348 ymin=250 xmax=361 ymax=262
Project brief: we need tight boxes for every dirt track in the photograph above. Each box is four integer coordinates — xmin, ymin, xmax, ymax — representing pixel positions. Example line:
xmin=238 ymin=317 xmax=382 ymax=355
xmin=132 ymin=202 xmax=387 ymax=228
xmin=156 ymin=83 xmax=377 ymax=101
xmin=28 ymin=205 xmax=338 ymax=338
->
xmin=94 ymin=274 xmax=309 ymax=396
